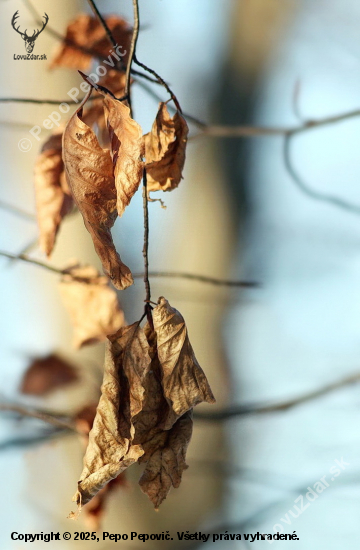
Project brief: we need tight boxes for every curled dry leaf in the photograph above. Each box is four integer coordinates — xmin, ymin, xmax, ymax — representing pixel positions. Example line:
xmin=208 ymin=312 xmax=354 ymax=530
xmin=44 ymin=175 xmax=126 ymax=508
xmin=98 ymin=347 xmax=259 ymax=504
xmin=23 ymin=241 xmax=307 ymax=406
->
xmin=97 ymin=86 xmax=144 ymax=215
xmin=59 ymin=265 xmax=125 ymax=348
xmin=74 ymin=402 xmax=128 ymax=529
xmin=153 ymin=296 xmax=216 ymax=423
xmin=144 ymin=102 xmax=189 ymax=193
xmin=74 ymin=323 xmax=150 ymax=506
xmin=62 ymin=90 xmax=133 ymax=289
xmin=139 ymin=410 xmax=193 ymax=510
xmin=20 ymin=353 xmax=78 ymax=396
xmin=50 ymin=14 xmax=132 ymax=70
xmin=72 ymin=297 xmax=215 ymax=511
xmin=34 ymin=132 xmax=73 ymax=256
xmin=83 ymin=72 xmax=127 ymax=148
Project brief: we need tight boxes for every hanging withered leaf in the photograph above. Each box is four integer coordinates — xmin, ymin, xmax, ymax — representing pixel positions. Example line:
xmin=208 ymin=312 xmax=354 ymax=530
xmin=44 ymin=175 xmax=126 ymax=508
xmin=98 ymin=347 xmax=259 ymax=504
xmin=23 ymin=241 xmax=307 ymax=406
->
xmin=71 ymin=297 xmax=215 ymax=511
xmin=144 ymin=102 xmax=189 ymax=193
xmin=74 ymin=402 xmax=128 ymax=530
xmin=152 ymin=296 xmax=215 ymax=422
xmin=50 ymin=14 xmax=132 ymax=70
xmin=34 ymin=131 xmax=73 ymax=257
xmin=59 ymin=265 xmax=125 ymax=348
xmin=82 ymin=72 xmax=128 ymax=148
xmin=20 ymin=353 xmax=78 ymax=396
xmin=82 ymin=74 xmax=144 ymax=216
xmin=139 ymin=410 xmax=193 ymax=510
xmin=73 ymin=323 xmax=150 ymax=506
xmin=62 ymin=89 xmax=133 ymax=290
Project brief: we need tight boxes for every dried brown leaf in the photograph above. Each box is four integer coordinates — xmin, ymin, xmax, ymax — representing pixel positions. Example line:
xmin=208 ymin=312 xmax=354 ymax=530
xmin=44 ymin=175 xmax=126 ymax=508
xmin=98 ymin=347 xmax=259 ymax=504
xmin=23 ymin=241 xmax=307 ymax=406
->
xmin=82 ymin=71 xmax=127 ymax=148
xmin=102 ymin=93 xmax=144 ymax=216
xmin=34 ymin=132 xmax=73 ymax=256
xmin=144 ymin=103 xmax=189 ymax=192
xmin=152 ymin=297 xmax=215 ymax=422
xmin=139 ymin=410 xmax=192 ymax=509
xmin=72 ymin=298 xmax=215 ymax=510
xmin=59 ymin=265 xmax=125 ymax=348
xmin=62 ymin=91 xmax=133 ymax=290
xmin=74 ymin=323 xmax=150 ymax=506
xmin=20 ymin=354 xmax=78 ymax=396
xmin=50 ymin=14 xmax=132 ymax=70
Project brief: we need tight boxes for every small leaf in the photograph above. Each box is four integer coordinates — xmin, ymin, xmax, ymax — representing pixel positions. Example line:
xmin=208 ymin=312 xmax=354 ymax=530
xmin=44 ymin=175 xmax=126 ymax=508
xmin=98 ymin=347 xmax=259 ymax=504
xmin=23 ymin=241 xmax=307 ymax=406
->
xmin=62 ymin=91 xmax=133 ymax=290
xmin=34 ymin=132 xmax=73 ymax=256
xmin=144 ymin=103 xmax=188 ymax=192
xmin=20 ymin=354 xmax=78 ymax=396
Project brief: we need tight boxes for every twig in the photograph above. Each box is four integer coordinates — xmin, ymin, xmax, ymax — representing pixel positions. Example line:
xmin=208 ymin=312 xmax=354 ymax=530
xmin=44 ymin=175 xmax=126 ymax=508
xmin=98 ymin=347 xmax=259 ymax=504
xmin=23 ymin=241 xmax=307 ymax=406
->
xmin=0 ymin=251 xmax=64 ymax=275
xmin=0 ymin=96 xmax=101 ymax=105
xmin=199 ymin=107 xmax=360 ymax=138
xmin=284 ymin=134 xmax=360 ymax=215
xmin=133 ymin=55 xmax=182 ymax=113
xmin=142 ymin=170 xmax=152 ymax=320
xmin=0 ymin=250 xmax=257 ymax=289
xmin=125 ymin=0 xmax=141 ymax=113
xmin=141 ymin=271 xmax=258 ymax=288
xmin=87 ymin=0 xmax=117 ymax=50
xmin=2 ymin=372 xmax=359 ymax=432
xmin=194 ymin=371 xmax=360 ymax=421
xmin=0 ymin=403 xmax=76 ymax=432
xmin=0 ymin=200 xmax=36 ymax=220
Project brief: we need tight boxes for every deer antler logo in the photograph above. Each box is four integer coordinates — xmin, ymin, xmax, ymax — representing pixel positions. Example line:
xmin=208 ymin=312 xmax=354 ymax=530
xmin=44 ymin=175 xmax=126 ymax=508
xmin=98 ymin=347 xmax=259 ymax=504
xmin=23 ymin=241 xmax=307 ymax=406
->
xmin=11 ymin=11 xmax=48 ymax=54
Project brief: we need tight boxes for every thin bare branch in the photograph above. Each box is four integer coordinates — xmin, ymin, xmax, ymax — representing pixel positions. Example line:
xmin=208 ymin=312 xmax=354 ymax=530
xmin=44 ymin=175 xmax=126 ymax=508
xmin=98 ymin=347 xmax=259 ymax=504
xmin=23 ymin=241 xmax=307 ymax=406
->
xmin=284 ymin=134 xmax=360 ymax=215
xmin=0 ymin=403 xmax=76 ymax=432
xmin=0 ymin=251 xmax=64 ymax=275
xmin=0 ymin=200 xmax=36 ymax=220
xmin=199 ymin=107 xmax=360 ymax=138
xmin=0 ymin=96 xmax=101 ymax=105
xmin=141 ymin=271 xmax=259 ymax=288
xmin=0 ymin=251 xmax=257 ymax=288
xmin=2 ymin=372 xmax=359 ymax=436
xmin=142 ymin=170 xmax=152 ymax=319
xmin=125 ymin=0 xmax=141 ymax=112
xmin=87 ymin=0 xmax=117 ymax=50
xmin=195 ymin=371 xmax=360 ymax=421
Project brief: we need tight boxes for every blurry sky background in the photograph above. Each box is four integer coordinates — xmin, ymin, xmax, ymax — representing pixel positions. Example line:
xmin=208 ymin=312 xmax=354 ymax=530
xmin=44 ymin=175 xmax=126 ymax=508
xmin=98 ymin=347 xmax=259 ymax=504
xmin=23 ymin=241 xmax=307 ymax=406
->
xmin=1 ymin=0 xmax=360 ymax=548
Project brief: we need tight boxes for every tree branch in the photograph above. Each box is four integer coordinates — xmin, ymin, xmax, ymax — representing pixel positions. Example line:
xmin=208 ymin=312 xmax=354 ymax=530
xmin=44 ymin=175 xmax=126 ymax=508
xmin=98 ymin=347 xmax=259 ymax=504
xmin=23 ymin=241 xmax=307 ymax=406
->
xmin=2 ymin=372 xmax=359 ymax=434
xmin=0 ymin=96 xmax=101 ymax=105
xmin=125 ymin=0 xmax=141 ymax=113
xmin=0 ymin=403 xmax=76 ymax=432
xmin=284 ymin=134 xmax=360 ymax=215
xmin=195 ymin=371 xmax=360 ymax=421
xmin=87 ymin=0 xmax=117 ymax=50
xmin=0 ymin=251 xmax=257 ymax=289
xmin=142 ymin=170 xmax=152 ymax=316
xmin=0 ymin=200 xmax=36 ymax=220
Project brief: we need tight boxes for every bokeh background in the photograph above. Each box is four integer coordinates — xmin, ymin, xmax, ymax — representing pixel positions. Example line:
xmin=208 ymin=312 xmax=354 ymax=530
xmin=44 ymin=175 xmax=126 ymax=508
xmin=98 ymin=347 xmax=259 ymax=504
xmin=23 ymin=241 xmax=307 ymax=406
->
xmin=1 ymin=0 xmax=360 ymax=548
